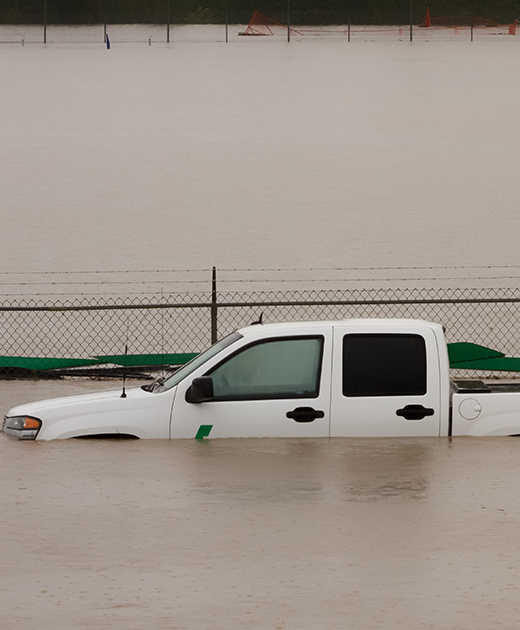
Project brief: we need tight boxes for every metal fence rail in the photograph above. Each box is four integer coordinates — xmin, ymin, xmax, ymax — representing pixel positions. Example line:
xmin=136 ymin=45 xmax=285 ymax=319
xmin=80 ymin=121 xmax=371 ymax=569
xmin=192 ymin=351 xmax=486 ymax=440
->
xmin=1 ymin=286 xmax=520 ymax=379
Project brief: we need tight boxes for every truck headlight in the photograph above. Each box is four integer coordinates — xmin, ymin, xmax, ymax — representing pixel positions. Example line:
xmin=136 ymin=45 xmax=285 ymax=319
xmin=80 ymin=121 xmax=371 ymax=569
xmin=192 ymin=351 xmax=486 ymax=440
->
xmin=2 ymin=416 xmax=42 ymax=440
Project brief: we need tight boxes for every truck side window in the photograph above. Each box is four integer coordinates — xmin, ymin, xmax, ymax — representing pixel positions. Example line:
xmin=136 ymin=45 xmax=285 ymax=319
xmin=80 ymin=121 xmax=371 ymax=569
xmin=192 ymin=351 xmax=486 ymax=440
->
xmin=208 ymin=336 xmax=324 ymax=401
xmin=343 ymin=334 xmax=426 ymax=397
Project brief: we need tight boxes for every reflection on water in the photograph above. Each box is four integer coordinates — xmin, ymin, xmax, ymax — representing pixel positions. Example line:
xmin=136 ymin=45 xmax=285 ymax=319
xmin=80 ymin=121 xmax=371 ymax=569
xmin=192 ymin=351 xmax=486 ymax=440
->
xmin=188 ymin=438 xmax=432 ymax=504
xmin=337 ymin=440 xmax=431 ymax=501
xmin=2 ymin=419 xmax=520 ymax=629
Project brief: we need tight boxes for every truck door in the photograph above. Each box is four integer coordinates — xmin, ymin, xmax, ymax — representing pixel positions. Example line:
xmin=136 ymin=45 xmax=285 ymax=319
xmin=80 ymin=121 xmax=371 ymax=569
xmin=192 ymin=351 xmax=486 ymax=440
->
xmin=170 ymin=327 xmax=332 ymax=439
xmin=330 ymin=324 xmax=441 ymax=437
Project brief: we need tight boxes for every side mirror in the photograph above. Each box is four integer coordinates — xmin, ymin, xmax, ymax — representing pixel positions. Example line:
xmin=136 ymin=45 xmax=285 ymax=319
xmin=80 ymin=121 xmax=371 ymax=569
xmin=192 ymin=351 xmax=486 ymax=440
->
xmin=185 ymin=376 xmax=214 ymax=403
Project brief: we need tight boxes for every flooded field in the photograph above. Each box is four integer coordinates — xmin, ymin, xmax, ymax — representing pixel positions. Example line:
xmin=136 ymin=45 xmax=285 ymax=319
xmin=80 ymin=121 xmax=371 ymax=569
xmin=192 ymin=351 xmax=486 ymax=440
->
xmin=2 ymin=396 xmax=520 ymax=629
xmin=3 ymin=25 xmax=520 ymax=628
xmin=1 ymin=27 xmax=520 ymax=294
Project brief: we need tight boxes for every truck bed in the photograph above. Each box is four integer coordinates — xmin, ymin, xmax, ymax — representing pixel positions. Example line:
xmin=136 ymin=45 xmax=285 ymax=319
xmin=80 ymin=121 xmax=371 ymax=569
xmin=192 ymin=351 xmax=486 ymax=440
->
xmin=451 ymin=379 xmax=520 ymax=393
xmin=451 ymin=380 xmax=520 ymax=436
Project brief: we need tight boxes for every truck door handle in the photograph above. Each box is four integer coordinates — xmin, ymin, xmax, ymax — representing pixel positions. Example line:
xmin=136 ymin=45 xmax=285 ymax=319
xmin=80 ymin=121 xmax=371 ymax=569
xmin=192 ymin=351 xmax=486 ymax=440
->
xmin=286 ymin=407 xmax=325 ymax=423
xmin=396 ymin=405 xmax=435 ymax=420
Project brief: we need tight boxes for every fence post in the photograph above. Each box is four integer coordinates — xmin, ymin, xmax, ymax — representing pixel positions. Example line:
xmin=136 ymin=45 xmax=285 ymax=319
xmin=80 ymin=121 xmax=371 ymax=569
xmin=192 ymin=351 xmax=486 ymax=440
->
xmin=44 ymin=0 xmax=47 ymax=43
xmin=287 ymin=0 xmax=291 ymax=42
xmin=409 ymin=0 xmax=413 ymax=42
xmin=211 ymin=266 xmax=218 ymax=344
xmin=167 ymin=0 xmax=170 ymax=43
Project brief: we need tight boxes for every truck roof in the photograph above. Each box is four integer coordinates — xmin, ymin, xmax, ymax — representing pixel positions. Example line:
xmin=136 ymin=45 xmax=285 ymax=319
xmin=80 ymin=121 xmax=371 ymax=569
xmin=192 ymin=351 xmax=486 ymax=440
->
xmin=238 ymin=319 xmax=443 ymax=335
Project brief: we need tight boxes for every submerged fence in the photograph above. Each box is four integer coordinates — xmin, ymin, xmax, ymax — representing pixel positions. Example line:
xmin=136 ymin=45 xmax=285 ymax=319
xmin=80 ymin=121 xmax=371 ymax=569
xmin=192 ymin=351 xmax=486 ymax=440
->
xmin=1 ymin=285 xmax=520 ymax=379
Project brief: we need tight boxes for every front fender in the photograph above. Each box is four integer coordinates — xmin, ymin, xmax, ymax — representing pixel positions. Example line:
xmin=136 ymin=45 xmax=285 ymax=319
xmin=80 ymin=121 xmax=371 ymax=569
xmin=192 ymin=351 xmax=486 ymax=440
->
xmin=6 ymin=387 xmax=175 ymax=441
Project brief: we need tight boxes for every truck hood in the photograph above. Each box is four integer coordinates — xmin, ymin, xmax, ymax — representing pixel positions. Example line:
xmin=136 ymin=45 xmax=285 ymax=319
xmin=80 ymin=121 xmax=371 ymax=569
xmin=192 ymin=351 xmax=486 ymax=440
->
xmin=6 ymin=386 xmax=147 ymax=419
xmin=5 ymin=385 xmax=176 ymax=440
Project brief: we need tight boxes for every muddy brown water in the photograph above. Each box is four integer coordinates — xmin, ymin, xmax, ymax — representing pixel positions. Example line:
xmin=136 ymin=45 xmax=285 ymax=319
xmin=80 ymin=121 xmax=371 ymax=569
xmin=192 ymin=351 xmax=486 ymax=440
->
xmin=2 ymin=25 xmax=520 ymax=628
xmin=2 ymin=381 xmax=520 ymax=629
xmin=2 ymin=31 xmax=520 ymax=289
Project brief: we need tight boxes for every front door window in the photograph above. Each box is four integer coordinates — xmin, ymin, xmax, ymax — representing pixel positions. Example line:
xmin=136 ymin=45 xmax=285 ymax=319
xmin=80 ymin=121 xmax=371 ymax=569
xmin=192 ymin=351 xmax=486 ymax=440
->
xmin=208 ymin=336 xmax=324 ymax=401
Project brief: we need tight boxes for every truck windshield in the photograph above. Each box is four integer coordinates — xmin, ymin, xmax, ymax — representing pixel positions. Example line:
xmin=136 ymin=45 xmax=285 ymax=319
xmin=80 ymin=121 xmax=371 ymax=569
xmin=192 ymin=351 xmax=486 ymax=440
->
xmin=155 ymin=332 xmax=243 ymax=393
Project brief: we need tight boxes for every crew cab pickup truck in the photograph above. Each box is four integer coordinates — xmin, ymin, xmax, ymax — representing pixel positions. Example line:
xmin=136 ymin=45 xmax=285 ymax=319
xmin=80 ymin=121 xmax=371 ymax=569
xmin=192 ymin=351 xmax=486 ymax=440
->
xmin=4 ymin=319 xmax=520 ymax=441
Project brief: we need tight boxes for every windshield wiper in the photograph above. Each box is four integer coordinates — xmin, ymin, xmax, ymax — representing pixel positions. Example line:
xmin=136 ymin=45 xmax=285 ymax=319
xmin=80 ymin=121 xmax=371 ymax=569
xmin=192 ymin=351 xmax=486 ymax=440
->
xmin=141 ymin=376 xmax=166 ymax=393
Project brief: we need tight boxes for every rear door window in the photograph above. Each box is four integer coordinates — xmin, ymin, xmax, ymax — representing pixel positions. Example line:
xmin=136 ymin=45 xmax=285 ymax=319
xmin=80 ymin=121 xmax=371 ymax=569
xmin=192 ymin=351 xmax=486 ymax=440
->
xmin=343 ymin=334 xmax=427 ymax=397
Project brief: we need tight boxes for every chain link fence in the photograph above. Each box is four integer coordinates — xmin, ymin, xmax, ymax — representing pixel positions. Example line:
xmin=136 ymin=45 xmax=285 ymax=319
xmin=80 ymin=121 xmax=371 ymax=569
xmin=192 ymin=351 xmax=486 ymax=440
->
xmin=1 ymin=286 xmax=520 ymax=379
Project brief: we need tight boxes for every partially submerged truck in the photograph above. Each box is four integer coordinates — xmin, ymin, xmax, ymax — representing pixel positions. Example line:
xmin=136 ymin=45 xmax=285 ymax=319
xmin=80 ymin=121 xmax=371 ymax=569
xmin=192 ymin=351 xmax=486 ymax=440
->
xmin=4 ymin=319 xmax=520 ymax=441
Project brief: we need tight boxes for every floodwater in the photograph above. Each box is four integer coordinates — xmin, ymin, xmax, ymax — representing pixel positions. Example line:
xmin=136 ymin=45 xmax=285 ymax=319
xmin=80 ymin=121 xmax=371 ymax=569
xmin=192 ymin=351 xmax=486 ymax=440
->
xmin=3 ymin=26 xmax=520 ymax=629
xmin=2 ymin=381 xmax=520 ymax=629
xmin=1 ymin=26 xmax=520 ymax=294
xmin=3 ymin=412 xmax=520 ymax=629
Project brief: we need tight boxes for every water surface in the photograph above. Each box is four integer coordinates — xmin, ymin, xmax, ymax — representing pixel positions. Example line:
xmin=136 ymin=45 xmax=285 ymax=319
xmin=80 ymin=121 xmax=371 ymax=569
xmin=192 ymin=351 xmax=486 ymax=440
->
xmin=2 ymin=28 xmax=520 ymax=628
xmin=1 ymin=27 xmax=520 ymax=294
xmin=2 ymin=424 xmax=520 ymax=629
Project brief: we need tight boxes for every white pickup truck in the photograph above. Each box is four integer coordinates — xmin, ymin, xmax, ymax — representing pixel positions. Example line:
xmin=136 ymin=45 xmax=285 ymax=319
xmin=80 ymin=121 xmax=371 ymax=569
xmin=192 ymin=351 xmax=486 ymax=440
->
xmin=3 ymin=319 xmax=520 ymax=441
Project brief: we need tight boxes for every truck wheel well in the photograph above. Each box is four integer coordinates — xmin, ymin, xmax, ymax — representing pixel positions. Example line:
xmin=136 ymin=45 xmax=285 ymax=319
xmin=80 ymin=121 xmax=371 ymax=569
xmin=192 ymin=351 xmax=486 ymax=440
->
xmin=73 ymin=433 xmax=139 ymax=440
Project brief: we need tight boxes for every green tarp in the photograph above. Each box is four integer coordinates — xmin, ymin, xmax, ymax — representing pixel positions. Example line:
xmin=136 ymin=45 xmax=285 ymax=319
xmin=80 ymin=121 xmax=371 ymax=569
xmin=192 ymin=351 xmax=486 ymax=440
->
xmin=447 ymin=342 xmax=505 ymax=364
xmin=2 ymin=344 xmax=520 ymax=373
xmin=447 ymin=342 xmax=520 ymax=372
xmin=95 ymin=353 xmax=198 ymax=367
xmin=0 ymin=353 xmax=197 ymax=371
xmin=450 ymin=356 xmax=520 ymax=371
xmin=0 ymin=356 xmax=101 ymax=370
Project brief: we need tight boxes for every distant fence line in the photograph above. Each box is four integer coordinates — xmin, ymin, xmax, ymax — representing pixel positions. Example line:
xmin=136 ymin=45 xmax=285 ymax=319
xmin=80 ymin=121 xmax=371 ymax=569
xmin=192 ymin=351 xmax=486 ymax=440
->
xmin=1 ymin=283 xmax=520 ymax=378
xmin=1 ymin=10 xmax=518 ymax=45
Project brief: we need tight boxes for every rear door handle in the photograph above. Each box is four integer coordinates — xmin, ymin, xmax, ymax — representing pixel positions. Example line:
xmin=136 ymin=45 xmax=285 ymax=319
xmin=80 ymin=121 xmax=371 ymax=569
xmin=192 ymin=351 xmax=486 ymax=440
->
xmin=286 ymin=407 xmax=325 ymax=423
xmin=396 ymin=404 xmax=435 ymax=420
